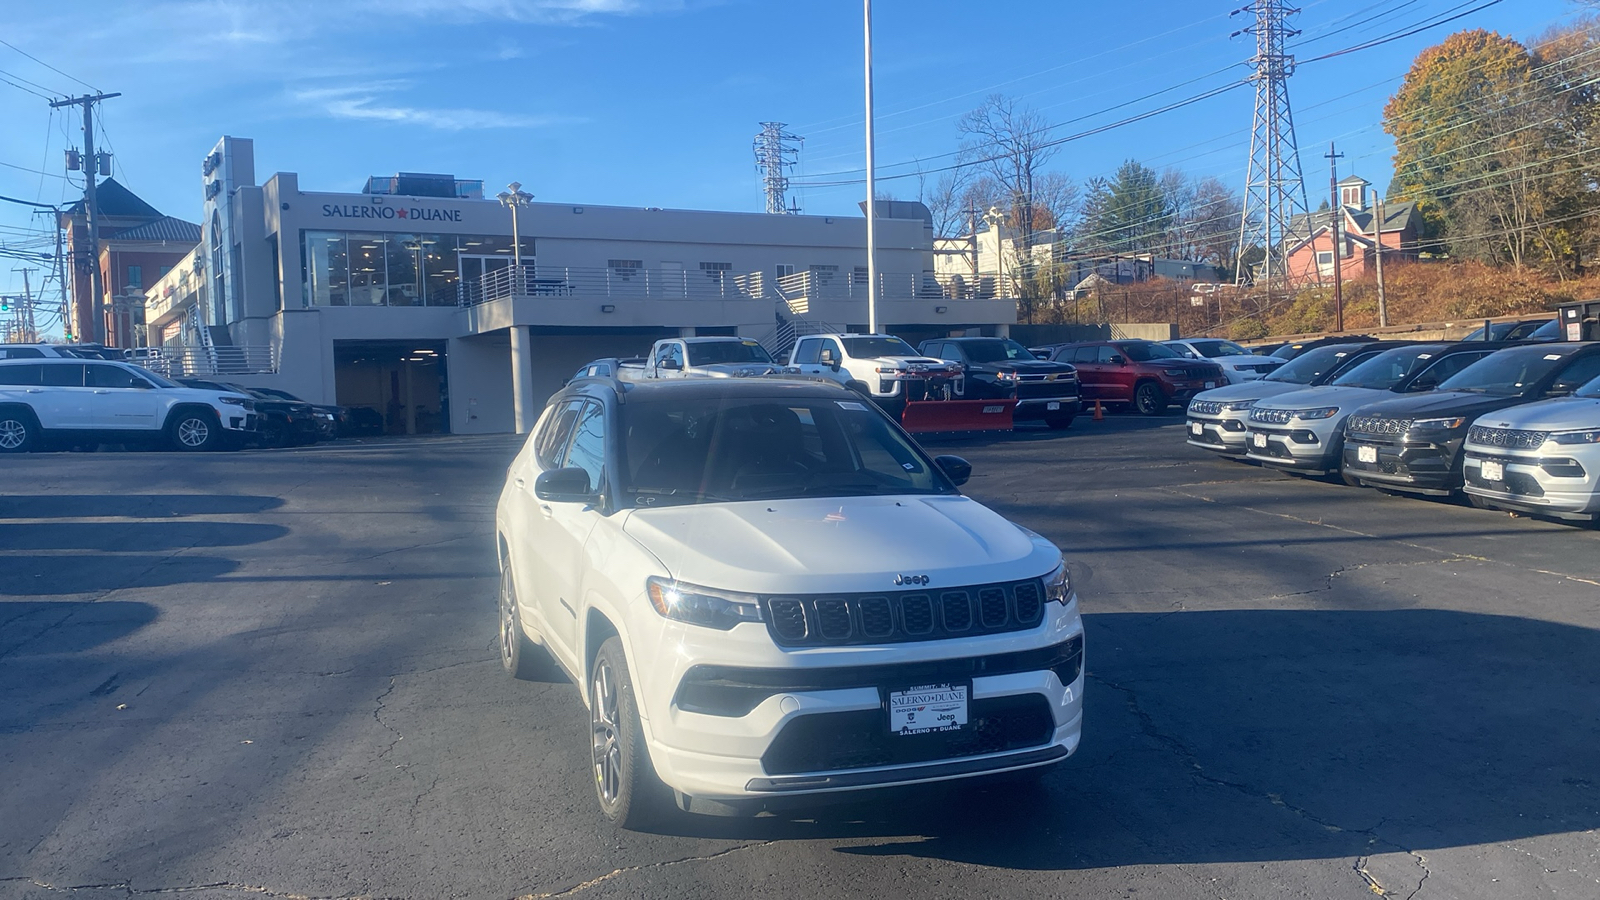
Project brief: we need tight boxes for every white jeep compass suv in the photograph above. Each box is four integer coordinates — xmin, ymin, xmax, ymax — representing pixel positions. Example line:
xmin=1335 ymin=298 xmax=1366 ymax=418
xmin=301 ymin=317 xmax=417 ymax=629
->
xmin=0 ymin=358 xmax=257 ymax=452
xmin=495 ymin=377 xmax=1084 ymax=826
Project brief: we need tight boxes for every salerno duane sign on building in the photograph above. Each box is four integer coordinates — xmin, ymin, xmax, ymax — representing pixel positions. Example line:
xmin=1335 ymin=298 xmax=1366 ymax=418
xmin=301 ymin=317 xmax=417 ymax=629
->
xmin=320 ymin=203 xmax=465 ymax=223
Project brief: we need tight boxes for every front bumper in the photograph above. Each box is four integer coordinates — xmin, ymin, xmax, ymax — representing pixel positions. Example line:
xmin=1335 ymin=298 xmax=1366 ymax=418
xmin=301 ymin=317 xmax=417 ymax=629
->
xmin=1462 ymin=447 xmax=1600 ymax=520
xmin=221 ymin=411 xmax=258 ymax=432
xmin=637 ymin=597 xmax=1085 ymax=804
xmin=1186 ymin=412 xmax=1250 ymax=454
xmin=1342 ymin=432 xmax=1467 ymax=495
xmin=1013 ymin=396 xmax=1081 ymax=420
xmin=1243 ymin=422 xmax=1340 ymax=472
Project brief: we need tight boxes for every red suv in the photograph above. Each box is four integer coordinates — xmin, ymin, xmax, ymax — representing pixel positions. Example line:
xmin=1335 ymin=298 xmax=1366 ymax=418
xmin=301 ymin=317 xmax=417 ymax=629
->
xmin=1045 ymin=340 xmax=1225 ymax=415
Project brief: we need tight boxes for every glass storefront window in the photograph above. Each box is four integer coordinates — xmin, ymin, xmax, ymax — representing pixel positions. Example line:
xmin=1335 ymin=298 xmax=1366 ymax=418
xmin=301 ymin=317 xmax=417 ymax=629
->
xmin=348 ymin=233 xmax=387 ymax=305
xmin=423 ymin=235 xmax=459 ymax=306
xmin=306 ymin=232 xmax=349 ymax=306
xmin=302 ymin=231 xmax=532 ymax=307
xmin=387 ymin=234 xmax=422 ymax=307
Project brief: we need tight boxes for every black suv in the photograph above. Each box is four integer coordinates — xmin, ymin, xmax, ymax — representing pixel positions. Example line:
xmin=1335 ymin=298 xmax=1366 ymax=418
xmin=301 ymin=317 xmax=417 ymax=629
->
xmin=918 ymin=337 xmax=1081 ymax=428
xmin=1342 ymin=343 xmax=1600 ymax=495
xmin=178 ymin=379 xmax=323 ymax=447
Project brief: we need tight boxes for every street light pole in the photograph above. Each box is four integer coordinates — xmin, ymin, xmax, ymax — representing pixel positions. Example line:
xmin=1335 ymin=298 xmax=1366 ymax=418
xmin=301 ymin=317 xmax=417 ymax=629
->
xmin=863 ymin=0 xmax=879 ymax=335
xmin=496 ymin=182 xmax=533 ymax=296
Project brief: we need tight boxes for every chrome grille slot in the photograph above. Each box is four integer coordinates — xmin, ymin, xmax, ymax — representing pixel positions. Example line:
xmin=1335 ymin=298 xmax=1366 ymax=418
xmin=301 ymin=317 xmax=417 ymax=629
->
xmin=940 ymin=591 xmax=972 ymax=631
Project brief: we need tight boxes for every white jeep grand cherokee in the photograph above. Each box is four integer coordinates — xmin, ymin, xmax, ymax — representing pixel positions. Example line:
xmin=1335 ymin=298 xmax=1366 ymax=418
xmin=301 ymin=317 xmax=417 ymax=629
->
xmin=496 ymin=378 xmax=1084 ymax=826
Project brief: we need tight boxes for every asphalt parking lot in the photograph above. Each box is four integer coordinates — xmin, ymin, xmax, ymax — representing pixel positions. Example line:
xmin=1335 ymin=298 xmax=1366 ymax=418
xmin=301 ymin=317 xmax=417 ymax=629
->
xmin=3 ymin=417 xmax=1598 ymax=900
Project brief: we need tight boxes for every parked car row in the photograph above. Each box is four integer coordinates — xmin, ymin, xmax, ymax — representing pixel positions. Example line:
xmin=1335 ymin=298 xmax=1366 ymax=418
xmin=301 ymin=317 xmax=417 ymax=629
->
xmin=0 ymin=356 xmax=347 ymax=453
xmin=1186 ymin=337 xmax=1600 ymax=523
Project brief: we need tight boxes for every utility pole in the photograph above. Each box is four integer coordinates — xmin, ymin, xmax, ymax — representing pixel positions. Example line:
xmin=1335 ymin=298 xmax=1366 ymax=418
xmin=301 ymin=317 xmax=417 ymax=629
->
xmin=863 ymin=0 xmax=879 ymax=335
xmin=1232 ymin=2 xmax=1312 ymax=303
xmin=51 ymin=92 xmax=120 ymax=346
xmin=1373 ymin=188 xmax=1388 ymax=327
xmin=19 ymin=269 xmax=36 ymax=343
xmin=1326 ymin=143 xmax=1344 ymax=333
xmin=753 ymin=123 xmax=803 ymax=215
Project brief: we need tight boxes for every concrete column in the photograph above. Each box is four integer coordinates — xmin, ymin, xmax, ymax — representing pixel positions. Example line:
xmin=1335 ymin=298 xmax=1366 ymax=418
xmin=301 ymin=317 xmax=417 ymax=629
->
xmin=511 ymin=325 xmax=535 ymax=434
xmin=994 ymin=323 xmax=1011 ymax=339
xmin=678 ymin=327 xmax=697 ymax=338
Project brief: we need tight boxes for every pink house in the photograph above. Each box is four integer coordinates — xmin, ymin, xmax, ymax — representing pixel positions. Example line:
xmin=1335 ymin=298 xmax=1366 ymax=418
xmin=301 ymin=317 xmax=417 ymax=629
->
xmin=1284 ymin=176 xmax=1418 ymax=285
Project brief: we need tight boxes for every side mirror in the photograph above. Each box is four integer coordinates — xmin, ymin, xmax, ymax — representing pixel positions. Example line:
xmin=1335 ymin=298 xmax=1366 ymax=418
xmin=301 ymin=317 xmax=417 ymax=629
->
xmin=1408 ymin=379 xmax=1437 ymax=392
xmin=934 ymin=454 xmax=972 ymax=486
xmin=659 ymin=358 xmax=682 ymax=371
xmin=1112 ymin=357 xmax=1127 ymax=366
xmin=829 ymin=358 xmax=841 ymax=372
xmin=534 ymin=467 xmax=597 ymax=503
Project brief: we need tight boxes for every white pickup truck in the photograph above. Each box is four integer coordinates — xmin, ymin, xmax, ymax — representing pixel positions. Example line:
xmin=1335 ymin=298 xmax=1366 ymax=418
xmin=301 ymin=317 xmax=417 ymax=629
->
xmin=788 ymin=333 xmax=962 ymax=406
xmin=619 ymin=336 xmax=785 ymax=381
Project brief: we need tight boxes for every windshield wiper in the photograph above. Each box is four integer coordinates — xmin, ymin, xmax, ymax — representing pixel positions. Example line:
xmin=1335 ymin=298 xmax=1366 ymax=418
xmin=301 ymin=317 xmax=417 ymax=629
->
xmin=628 ymin=488 xmax=740 ymax=504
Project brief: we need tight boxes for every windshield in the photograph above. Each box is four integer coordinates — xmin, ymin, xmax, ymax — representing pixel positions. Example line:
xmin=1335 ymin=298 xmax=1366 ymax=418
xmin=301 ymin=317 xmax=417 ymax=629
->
xmin=1119 ymin=341 xmax=1183 ymax=362
xmin=1577 ymin=374 xmax=1600 ymax=399
xmin=1437 ymin=346 xmax=1573 ymax=395
xmin=1264 ymin=344 xmax=1365 ymax=384
xmin=841 ymin=336 xmax=920 ymax=358
xmin=959 ymin=339 xmax=1035 ymax=364
xmin=138 ymin=369 xmax=181 ymax=389
xmin=1331 ymin=345 xmax=1447 ymax=390
xmin=620 ymin=396 xmax=954 ymax=505
xmin=1530 ymin=319 xmax=1562 ymax=340
xmin=254 ymin=388 xmax=304 ymax=401
xmin=686 ymin=340 xmax=774 ymax=366
xmin=1187 ymin=340 xmax=1250 ymax=358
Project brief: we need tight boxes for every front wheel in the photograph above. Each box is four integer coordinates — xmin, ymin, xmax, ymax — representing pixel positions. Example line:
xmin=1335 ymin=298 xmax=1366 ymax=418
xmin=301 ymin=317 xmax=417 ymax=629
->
xmin=0 ymin=409 xmax=38 ymax=453
xmin=169 ymin=411 xmax=221 ymax=451
xmin=498 ymin=564 xmax=546 ymax=680
xmin=590 ymin=636 xmax=669 ymax=828
xmin=1044 ymin=412 xmax=1075 ymax=430
xmin=1134 ymin=382 xmax=1167 ymax=416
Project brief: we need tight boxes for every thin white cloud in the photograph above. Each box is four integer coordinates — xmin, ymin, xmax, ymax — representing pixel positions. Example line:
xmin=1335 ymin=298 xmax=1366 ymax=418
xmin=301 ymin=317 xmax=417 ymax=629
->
xmin=293 ymin=83 xmax=574 ymax=130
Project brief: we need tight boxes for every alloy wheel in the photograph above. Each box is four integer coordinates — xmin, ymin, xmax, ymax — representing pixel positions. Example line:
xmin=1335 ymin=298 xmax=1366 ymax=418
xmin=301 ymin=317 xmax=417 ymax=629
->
xmin=178 ymin=417 xmax=210 ymax=447
xmin=0 ymin=419 xmax=25 ymax=450
xmin=498 ymin=568 xmax=517 ymax=668
xmin=591 ymin=659 xmax=622 ymax=805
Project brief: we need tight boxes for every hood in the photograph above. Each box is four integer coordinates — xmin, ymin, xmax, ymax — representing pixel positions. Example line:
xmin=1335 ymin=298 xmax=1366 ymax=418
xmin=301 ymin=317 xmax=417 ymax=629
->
xmin=1347 ymin=390 xmax=1523 ymax=421
xmin=1254 ymin=384 xmax=1386 ymax=412
xmin=1471 ymin=396 xmax=1600 ymax=431
xmin=1192 ymin=380 xmax=1308 ymax=403
xmin=875 ymin=356 xmax=954 ymax=369
xmin=974 ymin=359 xmax=1076 ymax=374
xmin=622 ymin=495 xmax=1059 ymax=595
xmin=698 ymin=362 xmax=784 ymax=378
xmin=174 ymin=387 xmax=249 ymax=403
xmin=1214 ymin=354 xmax=1281 ymax=367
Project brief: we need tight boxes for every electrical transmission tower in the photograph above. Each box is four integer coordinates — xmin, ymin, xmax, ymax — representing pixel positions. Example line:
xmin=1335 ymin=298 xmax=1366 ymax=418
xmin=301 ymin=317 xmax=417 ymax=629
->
xmin=753 ymin=122 xmax=803 ymax=215
xmin=1232 ymin=2 xmax=1312 ymax=289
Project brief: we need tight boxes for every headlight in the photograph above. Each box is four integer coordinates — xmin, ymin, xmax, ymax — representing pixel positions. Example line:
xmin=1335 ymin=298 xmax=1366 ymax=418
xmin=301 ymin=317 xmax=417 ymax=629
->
xmin=646 ymin=577 xmax=763 ymax=630
xmin=1223 ymin=400 xmax=1256 ymax=412
xmin=1045 ymin=559 xmax=1073 ymax=605
xmin=1411 ymin=417 xmax=1467 ymax=430
xmin=1550 ymin=429 xmax=1600 ymax=445
xmin=996 ymin=371 xmax=1018 ymax=382
xmin=219 ymin=396 xmax=249 ymax=406
xmin=1164 ymin=369 xmax=1188 ymax=377
xmin=1293 ymin=407 xmax=1340 ymax=420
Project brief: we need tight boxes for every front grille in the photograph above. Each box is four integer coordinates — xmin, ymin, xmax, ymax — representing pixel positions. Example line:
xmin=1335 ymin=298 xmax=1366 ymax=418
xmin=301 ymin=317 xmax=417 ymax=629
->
xmin=1249 ymin=407 xmax=1295 ymax=425
xmin=760 ymin=694 xmax=1056 ymax=774
xmin=1465 ymin=468 xmax=1546 ymax=497
xmin=1017 ymin=382 xmax=1078 ymax=400
xmin=760 ymin=578 xmax=1048 ymax=647
xmin=1016 ymin=372 xmax=1075 ymax=383
xmin=1189 ymin=400 xmax=1223 ymax=416
xmin=1468 ymin=425 xmax=1550 ymax=449
xmin=1347 ymin=415 xmax=1411 ymax=436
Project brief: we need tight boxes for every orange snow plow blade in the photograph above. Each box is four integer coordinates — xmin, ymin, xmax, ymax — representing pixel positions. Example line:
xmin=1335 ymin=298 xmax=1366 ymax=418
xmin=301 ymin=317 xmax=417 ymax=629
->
xmin=900 ymin=399 xmax=1015 ymax=434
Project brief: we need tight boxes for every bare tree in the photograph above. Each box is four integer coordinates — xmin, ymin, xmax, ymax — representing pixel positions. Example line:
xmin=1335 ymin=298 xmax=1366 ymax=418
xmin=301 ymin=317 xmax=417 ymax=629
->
xmin=957 ymin=95 xmax=1061 ymax=251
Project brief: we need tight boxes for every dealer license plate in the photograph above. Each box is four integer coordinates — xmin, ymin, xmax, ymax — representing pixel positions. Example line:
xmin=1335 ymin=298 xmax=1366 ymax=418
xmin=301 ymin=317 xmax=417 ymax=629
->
xmin=888 ymin=684 xmax=968 ymax=735
xmin=1251 ymin=432 xmax=1268 ymax=448
xmin=1047 ymin=401 xmax=1061 ymax=411
xmin=1204 ymin=381 xmax=1217 ymax=389
xmin=1481 ymin=459 xmax=1504 ymax=482
xmin=1190 ymin=421 xmax=1204 ymax=435
xmin=1358 ymin=445 xmax=1377 ymax=464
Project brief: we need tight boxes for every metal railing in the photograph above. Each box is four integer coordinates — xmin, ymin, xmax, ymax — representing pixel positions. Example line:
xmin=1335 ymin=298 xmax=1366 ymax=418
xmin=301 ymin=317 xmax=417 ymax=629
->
xmin=464 ymin=265 xmax=774 ymax=305
xmin=775 ymin=270 xmax=1008 ymax=302
xmin=136 ymin=346 xmax=278 ymax=378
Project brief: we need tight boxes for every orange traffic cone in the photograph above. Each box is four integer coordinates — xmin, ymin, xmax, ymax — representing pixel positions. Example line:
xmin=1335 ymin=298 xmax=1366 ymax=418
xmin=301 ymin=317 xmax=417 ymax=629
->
xmin=1093 ymin=400 xmax=1104 ymax=421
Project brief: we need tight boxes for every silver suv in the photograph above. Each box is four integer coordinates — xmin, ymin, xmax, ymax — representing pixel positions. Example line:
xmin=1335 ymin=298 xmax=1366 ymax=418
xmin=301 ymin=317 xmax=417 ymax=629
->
xmin=1186 ymin=341 xmax=1380 ymax=457
xmin=1462 ymin=373 xmax=1600 ymax=521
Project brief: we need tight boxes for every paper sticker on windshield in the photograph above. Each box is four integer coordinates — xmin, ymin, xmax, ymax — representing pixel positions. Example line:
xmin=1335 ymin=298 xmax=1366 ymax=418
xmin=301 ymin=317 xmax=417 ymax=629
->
xmin=742 ymin=340 xmax=760 ymax=346
xmin=837 ymin=400 xmax=869 ymax=410
xmin=1417 ymin=354 xmax=1432 ymax=359
xmin=1545 ymin=354 xmax=1563 ymax=360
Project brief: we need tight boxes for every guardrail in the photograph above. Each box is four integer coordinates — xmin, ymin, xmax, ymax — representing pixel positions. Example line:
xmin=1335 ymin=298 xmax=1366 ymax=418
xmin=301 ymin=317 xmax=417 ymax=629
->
xmin=135 ymin=346 xmax=278 ymax=377
xmin=775 ymin=270 xmax=1007 ymax=302
xmin=464 ymin=265 xmax=773 ymax=305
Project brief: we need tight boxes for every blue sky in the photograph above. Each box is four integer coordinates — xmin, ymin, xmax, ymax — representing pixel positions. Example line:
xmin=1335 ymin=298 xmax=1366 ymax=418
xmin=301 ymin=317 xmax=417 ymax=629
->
xmin=0 ymin=0 xmax=1584 ymax=308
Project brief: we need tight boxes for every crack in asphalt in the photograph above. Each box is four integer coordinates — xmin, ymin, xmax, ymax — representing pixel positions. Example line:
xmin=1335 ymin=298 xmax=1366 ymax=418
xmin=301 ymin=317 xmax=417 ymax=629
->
xmin=372 ymin=678 xmax=401 ymax=758
xmin=0 ymin=876 xmax=393 ymax=898
xmin=513 ymin=841 xmax=777 ymax=899
xmin=1091 ymin=673 xmax=1435 ymax=899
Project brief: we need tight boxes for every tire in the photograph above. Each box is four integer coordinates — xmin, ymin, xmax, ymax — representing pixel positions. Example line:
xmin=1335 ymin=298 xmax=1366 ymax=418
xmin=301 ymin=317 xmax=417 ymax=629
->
xmin=590 ymin=636 xmax=670 ymax=829
xmin=260 ymin=420 xmax=289 ymax=449
xmin=1341 ymin=471 xmax=1364 ymax=488
xmin=0 ymin=408 xmax=38 ymax=453
xmin=1467 ymin=493 xmax=1494 ymax=510
xmin=1134 ymin=382 xmax=1167 ymax=416
xmin=498 ymin=564 xmax=545 ymax=680
xmin=1044 ymin=412 xmax=1075 ymax=430
xmin=168 ymin=409 xmax=221 ymax=452
xmin=845 ymin=380 xmax=872 ymax=398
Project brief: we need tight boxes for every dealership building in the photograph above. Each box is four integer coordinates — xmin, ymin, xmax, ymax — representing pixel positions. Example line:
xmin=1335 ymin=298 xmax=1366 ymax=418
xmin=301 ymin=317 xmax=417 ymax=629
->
xmin=143 ymin=137 xmax=1016 ymax=434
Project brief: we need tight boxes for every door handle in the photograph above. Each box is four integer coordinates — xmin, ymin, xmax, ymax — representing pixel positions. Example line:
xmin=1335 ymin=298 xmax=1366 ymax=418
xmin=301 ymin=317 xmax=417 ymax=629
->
xmin=25 ymin=389 xmax=43 ymax=393
xmin=93 ymin=390 xmax=110 ymax=395
xmin=514 ymin=477 xmax=526 ymax=489
xmin=537 ymin=503 xmax=554 ymax=518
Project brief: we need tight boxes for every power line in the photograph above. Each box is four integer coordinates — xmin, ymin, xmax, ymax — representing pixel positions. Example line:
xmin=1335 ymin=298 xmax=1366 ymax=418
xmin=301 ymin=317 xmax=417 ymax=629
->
xmin=1302 ymin=0 xmax=1506 ymax=63
xmin=0 ymin=37 xmax=98 ymax=91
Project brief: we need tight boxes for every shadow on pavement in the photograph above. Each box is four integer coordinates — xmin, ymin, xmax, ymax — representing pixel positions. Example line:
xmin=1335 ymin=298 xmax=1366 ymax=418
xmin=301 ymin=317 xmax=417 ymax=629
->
xmin=0 ymin=495 xmax=285 ymax=519
xmin=649 ymin=608 xmax=1600 ymax=870
xmin=0 ymin=521 xmax=289 ymax=552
